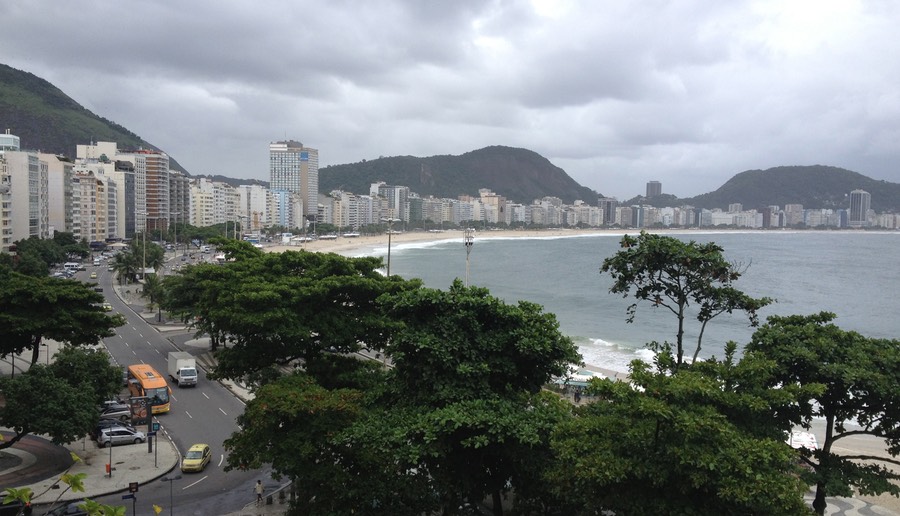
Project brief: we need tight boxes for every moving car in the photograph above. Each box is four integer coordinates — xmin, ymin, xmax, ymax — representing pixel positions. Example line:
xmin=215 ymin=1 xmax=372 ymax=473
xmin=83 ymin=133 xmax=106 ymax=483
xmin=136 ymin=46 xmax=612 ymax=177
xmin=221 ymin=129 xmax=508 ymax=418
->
xmin=181 ymin=443 xmax=212 ymax=472
xmin=89 ymin=272 xmax=97 ymax=279
xmin=97 ymin=426 xmax=145 ymax=448
xmin=102 ymin=302 xmax=112 ymax=311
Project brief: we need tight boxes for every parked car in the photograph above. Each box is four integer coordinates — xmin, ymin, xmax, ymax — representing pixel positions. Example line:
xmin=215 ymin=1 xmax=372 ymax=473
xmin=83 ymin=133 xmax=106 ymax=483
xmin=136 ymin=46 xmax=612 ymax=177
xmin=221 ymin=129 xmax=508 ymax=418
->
xmin=97 ymin=426 xmax=145 ymax=448
xmin=98 ymin=403 xmax=130 ymax=422
xmin=46 ymin=499 xmax=88 ymax=515
xmin=90 ymin=420 xmax=135 ymax=441
xmin=181 ymin=443 xmax=212 ymax=472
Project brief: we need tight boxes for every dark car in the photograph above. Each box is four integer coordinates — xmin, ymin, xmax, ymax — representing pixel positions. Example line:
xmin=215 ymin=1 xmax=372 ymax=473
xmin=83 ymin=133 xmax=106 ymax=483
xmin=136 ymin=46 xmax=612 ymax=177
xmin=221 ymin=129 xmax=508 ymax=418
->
xmin=98 ymin=403 xmax=130 ymax=422
xmin=46 ymin=499 xmax=88 ymax=516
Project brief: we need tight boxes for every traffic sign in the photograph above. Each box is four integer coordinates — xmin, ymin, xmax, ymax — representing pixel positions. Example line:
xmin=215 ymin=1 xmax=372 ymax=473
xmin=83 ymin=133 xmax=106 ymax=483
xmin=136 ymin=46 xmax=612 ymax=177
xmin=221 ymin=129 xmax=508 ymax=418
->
xmin=147 ymin=431 xmax=157 ymax=436
xmin=122 ymin=494 xmax=135 ymax=500
xmin=129 ymin=482 xmax=139 ymax=493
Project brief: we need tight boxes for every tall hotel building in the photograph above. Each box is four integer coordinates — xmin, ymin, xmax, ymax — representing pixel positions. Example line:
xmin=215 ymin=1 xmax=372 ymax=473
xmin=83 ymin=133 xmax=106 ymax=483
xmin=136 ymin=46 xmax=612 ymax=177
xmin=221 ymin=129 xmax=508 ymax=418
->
xmin=849 ymin=189 xmax=871 ymax=228
xmin=269 ymin=141 xmax=318 ymax=219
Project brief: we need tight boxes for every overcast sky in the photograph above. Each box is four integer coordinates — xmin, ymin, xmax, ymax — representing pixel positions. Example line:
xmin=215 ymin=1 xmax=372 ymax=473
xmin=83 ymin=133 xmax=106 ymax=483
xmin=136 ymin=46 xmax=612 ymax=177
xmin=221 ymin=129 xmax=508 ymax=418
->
xmin=2 ymin=1 xmax=898 ymax=200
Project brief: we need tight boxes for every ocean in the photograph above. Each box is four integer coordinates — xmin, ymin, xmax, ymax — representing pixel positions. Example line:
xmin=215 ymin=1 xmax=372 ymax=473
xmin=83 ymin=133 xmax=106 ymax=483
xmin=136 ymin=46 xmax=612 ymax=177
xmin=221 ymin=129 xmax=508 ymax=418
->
xmin=362 ymin=230 xmax=900 ymax=374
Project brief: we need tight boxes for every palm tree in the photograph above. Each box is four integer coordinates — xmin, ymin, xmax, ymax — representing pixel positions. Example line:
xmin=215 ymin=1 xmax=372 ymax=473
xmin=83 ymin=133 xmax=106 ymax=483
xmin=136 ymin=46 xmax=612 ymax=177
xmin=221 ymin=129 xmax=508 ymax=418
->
xmin=141 ymin=273 xmax=165 ymax=321
xmin=111 ymin=252 xmax=138 ymax=284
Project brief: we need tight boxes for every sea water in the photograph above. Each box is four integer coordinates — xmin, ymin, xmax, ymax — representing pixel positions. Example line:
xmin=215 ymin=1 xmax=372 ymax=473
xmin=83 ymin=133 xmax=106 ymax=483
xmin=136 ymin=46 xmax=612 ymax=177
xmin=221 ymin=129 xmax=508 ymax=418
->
xmin=364 ymin=231 xmax=900 ymax=374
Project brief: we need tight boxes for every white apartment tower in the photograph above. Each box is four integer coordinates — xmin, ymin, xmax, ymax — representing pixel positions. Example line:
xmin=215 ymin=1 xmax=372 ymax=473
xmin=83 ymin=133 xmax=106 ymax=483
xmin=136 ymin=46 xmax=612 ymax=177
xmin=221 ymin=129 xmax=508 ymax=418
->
xmin=849 ymin=189 xmax=871 ymax=228
xmin=269 ymin=141 xmax=318 ymax=220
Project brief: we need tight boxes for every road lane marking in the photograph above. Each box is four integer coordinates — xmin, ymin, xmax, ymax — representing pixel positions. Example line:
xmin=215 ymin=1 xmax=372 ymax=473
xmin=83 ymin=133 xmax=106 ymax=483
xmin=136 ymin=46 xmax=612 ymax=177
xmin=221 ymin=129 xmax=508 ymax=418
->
xmin=202 ymin=393 xmax=209 ymax=400
xmin=217 ymin=454 xmax=224 ymax=467
xmin=184 ymin=411 xmax=193 ymax=419
xmin=183 ymin=476 xmax=207 ymax=489
xmin=218 ymin=408 xmax=227 ymax=416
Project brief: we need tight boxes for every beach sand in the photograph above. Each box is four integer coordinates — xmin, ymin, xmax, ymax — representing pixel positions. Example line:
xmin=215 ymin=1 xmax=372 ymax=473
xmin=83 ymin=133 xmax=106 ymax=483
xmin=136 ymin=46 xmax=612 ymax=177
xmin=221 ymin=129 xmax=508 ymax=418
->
xmin=264 ymin=228 xmax=615 ymax=256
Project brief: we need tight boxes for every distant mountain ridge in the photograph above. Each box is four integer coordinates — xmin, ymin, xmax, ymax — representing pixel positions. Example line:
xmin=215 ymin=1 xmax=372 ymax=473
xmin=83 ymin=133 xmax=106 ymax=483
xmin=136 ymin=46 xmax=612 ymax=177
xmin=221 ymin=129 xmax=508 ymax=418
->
xmin=637 ymin=165 xmax=900 ymax=213
xmin=0 ymin=63 xmax=187 ymax=172
xmin=3 ymin=62 xmax=900 ymax=212
xmin=319 ymin=146 xmax=600 ymax=205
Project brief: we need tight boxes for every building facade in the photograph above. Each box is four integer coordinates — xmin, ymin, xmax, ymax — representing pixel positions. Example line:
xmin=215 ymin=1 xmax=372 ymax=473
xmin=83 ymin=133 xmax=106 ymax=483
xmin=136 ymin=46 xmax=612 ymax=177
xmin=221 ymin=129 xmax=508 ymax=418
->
xmin=269 ymin=141 xmax=318 ymax=219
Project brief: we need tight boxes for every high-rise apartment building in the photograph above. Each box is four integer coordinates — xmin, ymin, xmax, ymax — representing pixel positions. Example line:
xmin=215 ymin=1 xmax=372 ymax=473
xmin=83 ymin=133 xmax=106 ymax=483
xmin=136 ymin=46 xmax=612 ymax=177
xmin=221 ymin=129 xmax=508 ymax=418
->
xmin=646 ymin=181 xmax=662 ymax=198
xmin=849 ymin=189 xmax=871 ymax=228
xmin=598 ymin=197 xmax=618 ymax=226
xmin=269 ymin=141 xmax=318 ymax=220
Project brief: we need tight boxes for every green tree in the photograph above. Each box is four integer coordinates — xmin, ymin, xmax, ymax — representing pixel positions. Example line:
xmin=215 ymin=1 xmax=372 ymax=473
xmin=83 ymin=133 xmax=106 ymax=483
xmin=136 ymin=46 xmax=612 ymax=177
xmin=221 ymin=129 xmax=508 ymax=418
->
xmin=224 ymin=364 xmax=437 ymax=515
xmin=746 ymin=312 xmax=900 ymax=516
xmin=162 ymin=244 xmax=419 ymax=373
xmin=0 ymin=364 xmax=98 ymax=450
xmin=110 ymin=251 xmax=138 ymax=284
xmin=369 ymin=280 xmax=581 ymax=515
xmin=600 ymin=231 xmax=771 ymax=368
xmin=547 ymin=355 xmax=811 ymax=515
xmin=141 ymin=273 xmax=165 ymax=321
xmin=50 ymin=346 xmax=123 ymax=406
xmin=0 ymin=267 xmax=125 ymax=365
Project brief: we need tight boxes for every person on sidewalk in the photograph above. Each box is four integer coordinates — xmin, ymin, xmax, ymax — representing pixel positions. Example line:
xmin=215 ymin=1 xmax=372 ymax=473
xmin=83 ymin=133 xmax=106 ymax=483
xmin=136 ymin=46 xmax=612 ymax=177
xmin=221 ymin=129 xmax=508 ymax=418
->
xmin=255 ymin=480 xmax=264 ymax=506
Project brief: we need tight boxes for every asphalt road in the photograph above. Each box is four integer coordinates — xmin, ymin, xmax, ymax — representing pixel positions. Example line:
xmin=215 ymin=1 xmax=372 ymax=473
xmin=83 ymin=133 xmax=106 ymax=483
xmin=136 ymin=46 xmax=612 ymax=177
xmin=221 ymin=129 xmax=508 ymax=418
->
xmin=85 ymin=264 xmax=270 ymax=514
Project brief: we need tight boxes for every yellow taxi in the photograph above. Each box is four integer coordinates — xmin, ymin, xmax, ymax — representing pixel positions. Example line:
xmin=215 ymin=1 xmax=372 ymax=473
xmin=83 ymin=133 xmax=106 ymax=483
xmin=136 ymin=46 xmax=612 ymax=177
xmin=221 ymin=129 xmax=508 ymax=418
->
xmin=90 ymin=272 xmax=97 ymax=279
xmin=181 ymin=443 xmax=212 ymax=472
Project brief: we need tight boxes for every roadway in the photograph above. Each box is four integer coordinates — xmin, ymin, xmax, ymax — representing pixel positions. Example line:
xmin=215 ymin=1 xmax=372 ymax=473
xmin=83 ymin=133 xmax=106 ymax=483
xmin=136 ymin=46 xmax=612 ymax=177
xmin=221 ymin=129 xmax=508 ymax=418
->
xmin=85 ymin=261 xmax=271 ymax=514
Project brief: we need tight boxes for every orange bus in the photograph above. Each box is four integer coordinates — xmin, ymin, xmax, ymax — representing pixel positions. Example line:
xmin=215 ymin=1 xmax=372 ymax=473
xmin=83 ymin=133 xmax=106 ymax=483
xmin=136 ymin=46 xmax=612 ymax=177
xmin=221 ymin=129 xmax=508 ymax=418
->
xmin=126 ymin=364 xmax=171 ymax=414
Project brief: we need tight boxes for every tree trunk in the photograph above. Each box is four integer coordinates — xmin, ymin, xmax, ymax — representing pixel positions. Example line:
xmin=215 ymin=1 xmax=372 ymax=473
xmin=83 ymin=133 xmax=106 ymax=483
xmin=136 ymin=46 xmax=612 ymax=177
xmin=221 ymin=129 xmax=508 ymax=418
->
xmin=492 ymin=490 xmax=503 ymax=516
xmin=0 ymin=431 xmax=25 ymax=451
xmin=30 ymin=336 xmax=42 ymax=366
xmin=812 ymin=485 xmax=826 ymax=515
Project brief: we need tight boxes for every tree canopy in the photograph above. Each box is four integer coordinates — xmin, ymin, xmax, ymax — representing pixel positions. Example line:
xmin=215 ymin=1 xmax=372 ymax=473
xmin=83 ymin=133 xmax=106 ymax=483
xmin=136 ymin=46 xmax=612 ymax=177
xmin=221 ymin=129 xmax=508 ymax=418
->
xmin=0 ymin=265 xmax=125 ymax=365
xmin=0 ymin=347 xmax=122 ymax=450
xmin=600 ymin=231 xmax=771 ymax=367
xmin=548 ymin=350 xmax=811 ymax=515
xmin=162 ymin=243 xmax=420 ymax=375
xmin=746 ymin=312 xmax=900 ymax=515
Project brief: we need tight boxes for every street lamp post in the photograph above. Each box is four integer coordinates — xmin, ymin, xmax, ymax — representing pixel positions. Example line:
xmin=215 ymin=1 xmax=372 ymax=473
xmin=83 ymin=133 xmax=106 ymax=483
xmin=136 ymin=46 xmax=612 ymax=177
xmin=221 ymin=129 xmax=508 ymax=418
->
xmin=381 ymin=215 xmax=400 ymax=276
xmin=464 ymin=228 xmax=474 ymax=286
xmin=163 ymin=474 xmax=182 ymax=516
xmin=137 ymin=211 xmax=147 ymax=281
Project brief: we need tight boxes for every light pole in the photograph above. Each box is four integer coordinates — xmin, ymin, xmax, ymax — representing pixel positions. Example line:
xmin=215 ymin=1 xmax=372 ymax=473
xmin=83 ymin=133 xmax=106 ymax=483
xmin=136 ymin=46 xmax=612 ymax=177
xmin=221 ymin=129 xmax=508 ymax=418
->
xmin=464 ymin=228 xmax=474 ymax=286
xmin=172 ymin=211 xmax=179 ymax=260
xmin=163 ymin=474 xmax=182 ymax=516
xmin=381 ymin=214 xmax=400 ymax=276
xmin=137 ymin=211 xmax=147 ymax=280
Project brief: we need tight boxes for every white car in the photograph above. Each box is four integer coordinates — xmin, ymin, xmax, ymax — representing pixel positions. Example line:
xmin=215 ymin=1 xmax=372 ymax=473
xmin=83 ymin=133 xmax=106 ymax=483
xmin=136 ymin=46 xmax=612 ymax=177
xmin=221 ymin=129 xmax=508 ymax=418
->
xmin=97 ymin=426 xmax=146 ymax=448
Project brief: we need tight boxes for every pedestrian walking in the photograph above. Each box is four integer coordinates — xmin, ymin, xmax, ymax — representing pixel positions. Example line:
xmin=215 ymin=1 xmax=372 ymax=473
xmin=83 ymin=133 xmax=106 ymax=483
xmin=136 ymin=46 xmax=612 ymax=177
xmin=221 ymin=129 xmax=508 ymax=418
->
xmin=255 ymin=480 xmax=264 ymax=506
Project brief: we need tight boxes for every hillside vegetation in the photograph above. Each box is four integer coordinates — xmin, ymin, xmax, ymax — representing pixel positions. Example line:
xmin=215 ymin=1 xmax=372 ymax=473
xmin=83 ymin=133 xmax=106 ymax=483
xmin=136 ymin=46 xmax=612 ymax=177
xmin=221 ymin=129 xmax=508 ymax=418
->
xmin=0 ymin=63 xmax=186 ymax=171
xmin=319 ymin=146 xmax=601 ymax=205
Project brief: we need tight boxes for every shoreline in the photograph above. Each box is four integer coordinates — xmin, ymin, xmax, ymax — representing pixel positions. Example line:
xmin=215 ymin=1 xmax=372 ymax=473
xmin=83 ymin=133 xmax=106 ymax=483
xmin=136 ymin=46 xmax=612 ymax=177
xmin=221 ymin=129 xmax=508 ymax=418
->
xmin=265 ymin=228 xmax=646 ymax=381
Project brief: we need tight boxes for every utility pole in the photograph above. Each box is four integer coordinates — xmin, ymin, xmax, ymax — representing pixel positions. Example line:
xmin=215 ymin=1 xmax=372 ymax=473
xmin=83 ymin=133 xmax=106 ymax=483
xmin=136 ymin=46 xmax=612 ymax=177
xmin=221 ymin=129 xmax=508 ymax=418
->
xmin=464 ymin=228 xmax=475 ymax=286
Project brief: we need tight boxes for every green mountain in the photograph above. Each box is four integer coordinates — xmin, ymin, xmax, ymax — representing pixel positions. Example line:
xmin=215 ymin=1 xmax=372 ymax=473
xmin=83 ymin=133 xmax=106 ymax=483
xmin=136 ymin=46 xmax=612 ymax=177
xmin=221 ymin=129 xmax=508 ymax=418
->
xmin=635 ymin=165 xmax=900 ymax=213
xmin=0 ymin=63 xmax=187 ymax=171
xmin=319 ymin=146 xmax=601 ymax=205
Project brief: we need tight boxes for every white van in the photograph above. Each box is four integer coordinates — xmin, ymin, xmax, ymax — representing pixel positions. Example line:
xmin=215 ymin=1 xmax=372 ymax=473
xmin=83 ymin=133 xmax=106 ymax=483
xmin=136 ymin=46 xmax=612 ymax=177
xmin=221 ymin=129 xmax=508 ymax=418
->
xmin=64 ymin=262 xmax=80 ymax=272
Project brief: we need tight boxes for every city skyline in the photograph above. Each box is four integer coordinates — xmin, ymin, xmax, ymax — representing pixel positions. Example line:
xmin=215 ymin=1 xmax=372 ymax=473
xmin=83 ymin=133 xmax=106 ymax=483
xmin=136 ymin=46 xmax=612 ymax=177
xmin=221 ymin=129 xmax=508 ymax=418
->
xmin=2 ymin=2 xmax=900 ymax=200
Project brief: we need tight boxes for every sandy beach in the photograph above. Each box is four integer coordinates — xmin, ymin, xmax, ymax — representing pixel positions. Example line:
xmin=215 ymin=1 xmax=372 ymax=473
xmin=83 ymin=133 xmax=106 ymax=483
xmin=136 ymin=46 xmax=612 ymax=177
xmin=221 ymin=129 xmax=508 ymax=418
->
xmin=264 ymin=227 xmax=621 ymax=256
